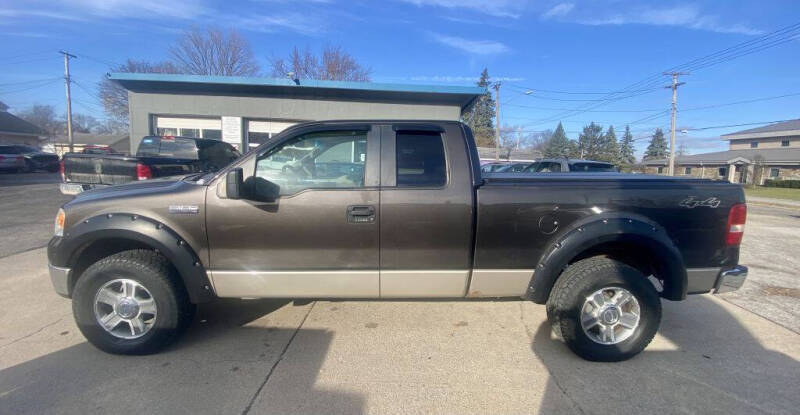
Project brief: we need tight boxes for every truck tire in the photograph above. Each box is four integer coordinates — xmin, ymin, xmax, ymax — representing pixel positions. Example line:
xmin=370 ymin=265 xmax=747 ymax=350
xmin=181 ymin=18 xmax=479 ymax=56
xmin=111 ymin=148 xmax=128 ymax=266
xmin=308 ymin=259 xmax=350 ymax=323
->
xmin=72 ymin=250 xmax=196 ymax=355
xmin=546 ymin=256 xmax=661 ymax=362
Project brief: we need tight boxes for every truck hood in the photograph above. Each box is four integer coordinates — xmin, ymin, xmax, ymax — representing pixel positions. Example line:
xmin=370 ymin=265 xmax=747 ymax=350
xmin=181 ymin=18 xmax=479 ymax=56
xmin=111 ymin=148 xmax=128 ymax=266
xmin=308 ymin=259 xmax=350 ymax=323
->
xmin=71 ymin=176 xmax=191 ymax=204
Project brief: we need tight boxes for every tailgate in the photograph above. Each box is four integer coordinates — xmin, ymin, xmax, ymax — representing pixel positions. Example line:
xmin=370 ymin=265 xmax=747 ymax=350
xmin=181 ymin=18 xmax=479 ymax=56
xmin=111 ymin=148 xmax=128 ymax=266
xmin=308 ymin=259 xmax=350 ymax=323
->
xmin=63 ymin=155 xmax=138 ymax=185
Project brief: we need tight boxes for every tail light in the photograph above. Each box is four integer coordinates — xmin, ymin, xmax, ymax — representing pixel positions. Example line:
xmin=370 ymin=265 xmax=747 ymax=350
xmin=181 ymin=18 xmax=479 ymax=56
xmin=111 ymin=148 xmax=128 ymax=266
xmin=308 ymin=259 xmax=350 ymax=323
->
xmin=59 ymin=160 xmax=65 ymax=181
xmin=136 ymin=163 xmax=153 ymax=180
xmin=15 ymin=156 xmax=24 ymax=165
xmin=0 ymin=155 xmax=4 ymax=160
xmin=725 ymin=203 xmax=747 ymax=245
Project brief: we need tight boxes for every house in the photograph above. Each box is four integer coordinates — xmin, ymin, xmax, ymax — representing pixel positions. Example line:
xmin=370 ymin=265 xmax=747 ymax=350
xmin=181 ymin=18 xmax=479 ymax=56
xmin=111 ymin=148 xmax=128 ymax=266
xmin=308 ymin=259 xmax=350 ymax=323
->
xmin=0 ymin=101 xmax=46 ymax=147
xmin=644 ymin=119 xmax=800 ymax=184
xmin=108 ymin=73 xmax=484 ymax=154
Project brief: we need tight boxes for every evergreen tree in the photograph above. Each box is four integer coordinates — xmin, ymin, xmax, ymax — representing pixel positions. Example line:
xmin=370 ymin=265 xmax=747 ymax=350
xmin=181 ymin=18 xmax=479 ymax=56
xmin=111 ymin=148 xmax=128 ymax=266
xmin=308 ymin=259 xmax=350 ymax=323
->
xmin=644 ymin=128 xmax=669 ymax=160
xmin=461 ymin=68 xmax=496 ymax=147
xmin=543 ymin=122 xmax=570 ymax=158
xmin=567 ymin=139 xmax=581 ymax=159
xmin=578 ymin=122 xmax=603 ymax=159
xmin=596 ymin=125 xmax=619 ymax=164
xmin=619 ymin=125 xmax=636 ymax=164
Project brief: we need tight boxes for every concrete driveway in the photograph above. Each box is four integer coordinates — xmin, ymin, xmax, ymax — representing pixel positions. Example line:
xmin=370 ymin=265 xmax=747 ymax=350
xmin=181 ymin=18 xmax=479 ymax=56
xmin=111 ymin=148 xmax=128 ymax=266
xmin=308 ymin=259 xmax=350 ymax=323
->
xmin=1 ymin=248 xmax=798 ymax=415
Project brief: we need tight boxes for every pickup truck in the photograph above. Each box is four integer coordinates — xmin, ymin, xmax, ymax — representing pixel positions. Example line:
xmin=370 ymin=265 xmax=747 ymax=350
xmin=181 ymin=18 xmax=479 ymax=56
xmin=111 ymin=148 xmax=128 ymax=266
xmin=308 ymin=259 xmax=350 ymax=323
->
xmin=59 ymin=136 xmax=240 ymax=194
xmin=47 ymin=120 xmax=748 ymax=361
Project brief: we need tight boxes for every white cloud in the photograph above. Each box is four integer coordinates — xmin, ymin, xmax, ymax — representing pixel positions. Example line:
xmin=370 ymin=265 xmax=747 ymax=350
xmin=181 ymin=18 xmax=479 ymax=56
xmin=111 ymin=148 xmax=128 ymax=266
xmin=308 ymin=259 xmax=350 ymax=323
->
xmin=430 ymin=33 xmax=511 ymax=55
xmin=572 ymin=5 xmax=763 ymax=35
xmin=541 ymin=3 xmax=574 ymax=19
xmin=398 ymin=0 xmax=527 ymax=18
xmin=230 ymin=13 xmax=327 ymax=36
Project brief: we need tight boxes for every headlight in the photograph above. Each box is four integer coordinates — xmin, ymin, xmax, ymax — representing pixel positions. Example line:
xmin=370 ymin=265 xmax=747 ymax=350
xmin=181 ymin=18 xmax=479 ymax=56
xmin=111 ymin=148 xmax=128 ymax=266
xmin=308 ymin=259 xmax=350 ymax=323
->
xmin=54 ymin=208 xmax=65 ymax=237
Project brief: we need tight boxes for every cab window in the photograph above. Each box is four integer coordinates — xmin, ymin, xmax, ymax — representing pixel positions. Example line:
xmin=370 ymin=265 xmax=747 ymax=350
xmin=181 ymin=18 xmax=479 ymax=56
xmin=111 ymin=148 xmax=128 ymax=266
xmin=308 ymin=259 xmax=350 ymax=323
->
xmin=395 ymin=131 xmax=446 ymax=187
xmin=255 ymin=130 xmax=367 ymax=195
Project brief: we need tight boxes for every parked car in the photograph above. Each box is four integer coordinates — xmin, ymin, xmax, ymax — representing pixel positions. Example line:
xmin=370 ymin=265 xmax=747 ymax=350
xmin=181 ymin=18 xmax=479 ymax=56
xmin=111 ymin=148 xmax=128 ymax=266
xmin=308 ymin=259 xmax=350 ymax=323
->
xmin=59 ymin=135 xmax=240 ymax=194
xmin=0 ymin=146 xmax=25 ymax=172
xmin=480 ymin=162 xmax=509 ymax=173
xmin=0 ymin=144 xmax=60 ymax=172
xmin=48 ymin=121 xmax=747 ymax=362
xmin=521 ymin=159 xmax=618 ymax=173
xmin=495 ymin=162 xmax=533 ymax=173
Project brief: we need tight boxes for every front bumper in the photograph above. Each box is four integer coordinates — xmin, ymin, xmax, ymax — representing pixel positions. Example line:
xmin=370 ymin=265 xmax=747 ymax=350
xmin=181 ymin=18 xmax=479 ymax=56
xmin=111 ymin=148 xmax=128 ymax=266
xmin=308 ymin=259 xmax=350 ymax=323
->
xmin=714 ymin=265 xmax=748 ymax=294
xmin=48 ymin=263 xmax=71 ymax=298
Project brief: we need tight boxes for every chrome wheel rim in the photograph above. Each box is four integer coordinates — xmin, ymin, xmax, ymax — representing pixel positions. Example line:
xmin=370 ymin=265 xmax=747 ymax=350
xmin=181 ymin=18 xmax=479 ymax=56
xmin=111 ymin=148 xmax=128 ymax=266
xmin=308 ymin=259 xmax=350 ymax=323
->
xmin=580 ymin=286 xmax=640 ymax=345
xmin=93 ymin=279 xmax=157 ymax=339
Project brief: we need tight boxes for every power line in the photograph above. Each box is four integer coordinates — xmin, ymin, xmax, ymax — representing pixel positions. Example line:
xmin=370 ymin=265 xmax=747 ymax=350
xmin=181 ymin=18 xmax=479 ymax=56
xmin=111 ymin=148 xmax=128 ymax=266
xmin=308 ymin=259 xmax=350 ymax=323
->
xmin=0 ymin=78 xmax=61 ymax=95
xmin=521 ymin=21 xmax=800 ymax=127
xmin=681 ymin=119 xmax=798 ymax=132
xmin=0 ymin=77 xmax=62 ymax=87
xmin=507 ymin=84 xmax=661 ymax=95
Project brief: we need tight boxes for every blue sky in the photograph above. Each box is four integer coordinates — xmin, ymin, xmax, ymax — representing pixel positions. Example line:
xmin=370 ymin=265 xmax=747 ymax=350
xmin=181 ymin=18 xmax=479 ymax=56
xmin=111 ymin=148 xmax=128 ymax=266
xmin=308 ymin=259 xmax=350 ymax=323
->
xmin=1 ymin=0 xmax=798 ymax=157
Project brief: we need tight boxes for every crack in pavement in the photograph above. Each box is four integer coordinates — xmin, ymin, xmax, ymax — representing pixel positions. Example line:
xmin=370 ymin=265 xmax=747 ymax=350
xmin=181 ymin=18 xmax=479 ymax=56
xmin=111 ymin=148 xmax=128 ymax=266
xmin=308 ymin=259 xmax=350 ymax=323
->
xmin=241 ymin=301 xmax=316 ymax=415
xmin=0 ymin=317 xmax=64 ymax=348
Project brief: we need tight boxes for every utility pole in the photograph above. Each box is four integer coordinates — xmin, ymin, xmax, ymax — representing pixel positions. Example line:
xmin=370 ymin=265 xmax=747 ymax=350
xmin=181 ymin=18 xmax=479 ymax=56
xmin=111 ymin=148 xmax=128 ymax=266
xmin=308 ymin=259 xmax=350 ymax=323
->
xmin=493 ymin=82 xmax=501 ymax=161
xmin=664 ymin=72 xmax=688 ymax=176
xmin=60 ymin=51 xmax=77 ymax=153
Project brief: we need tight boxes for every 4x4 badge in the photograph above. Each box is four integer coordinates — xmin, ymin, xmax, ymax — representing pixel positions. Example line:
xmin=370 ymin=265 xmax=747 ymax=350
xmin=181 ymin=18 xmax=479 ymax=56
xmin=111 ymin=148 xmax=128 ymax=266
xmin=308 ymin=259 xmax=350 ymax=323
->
xmin=679 ymin=196 xmax=720 ymax=208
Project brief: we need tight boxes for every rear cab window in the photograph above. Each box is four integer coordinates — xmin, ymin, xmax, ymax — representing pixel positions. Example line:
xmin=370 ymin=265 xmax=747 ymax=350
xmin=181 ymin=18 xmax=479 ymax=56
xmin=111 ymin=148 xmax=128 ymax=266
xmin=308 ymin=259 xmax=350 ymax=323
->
xmin=395 ymin=131 xmax=447 ymax=187
xmin=569 ymin=162 xmax=616 ymax=172
xmin=137 ymin=136 xmax=199 ymax=159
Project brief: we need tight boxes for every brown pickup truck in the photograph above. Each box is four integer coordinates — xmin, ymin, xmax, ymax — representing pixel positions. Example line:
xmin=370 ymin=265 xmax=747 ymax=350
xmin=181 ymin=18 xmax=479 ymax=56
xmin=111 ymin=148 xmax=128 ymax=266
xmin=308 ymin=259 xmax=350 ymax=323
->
xmin=48 ymin=120 xmax=748 ymax=361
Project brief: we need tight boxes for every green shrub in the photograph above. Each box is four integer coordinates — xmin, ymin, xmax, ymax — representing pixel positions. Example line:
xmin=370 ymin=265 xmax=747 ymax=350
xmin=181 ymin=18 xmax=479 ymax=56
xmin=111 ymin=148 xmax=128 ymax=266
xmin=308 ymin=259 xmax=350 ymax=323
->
xmin=763 ymin=179 xmax=800 ymax=188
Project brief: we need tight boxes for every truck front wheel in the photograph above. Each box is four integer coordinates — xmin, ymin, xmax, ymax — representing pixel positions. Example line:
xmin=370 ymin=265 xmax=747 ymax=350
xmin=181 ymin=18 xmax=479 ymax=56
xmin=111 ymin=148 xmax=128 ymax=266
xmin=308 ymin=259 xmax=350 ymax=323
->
xmin=546 ymin=256 xmax=661 ymax=362
xmin=72 ymin=250 xmax=195 ymax=354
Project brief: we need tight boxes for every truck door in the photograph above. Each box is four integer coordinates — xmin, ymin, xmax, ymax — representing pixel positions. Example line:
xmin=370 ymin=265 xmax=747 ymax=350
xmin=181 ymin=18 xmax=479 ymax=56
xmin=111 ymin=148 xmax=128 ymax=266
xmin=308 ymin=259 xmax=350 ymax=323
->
xmin=205 ymin=125 xmax=381 ymax=298
xmin=378 ymin=123 xmax=475 ymax=297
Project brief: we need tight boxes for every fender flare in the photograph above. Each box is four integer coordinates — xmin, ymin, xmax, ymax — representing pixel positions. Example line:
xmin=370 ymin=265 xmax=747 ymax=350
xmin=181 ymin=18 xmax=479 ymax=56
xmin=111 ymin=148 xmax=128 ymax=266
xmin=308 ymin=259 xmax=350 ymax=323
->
xmin=524 ymin=214 xmax=687 ymax=304
xmin=48 ymin=213 xmax=214 ymax=303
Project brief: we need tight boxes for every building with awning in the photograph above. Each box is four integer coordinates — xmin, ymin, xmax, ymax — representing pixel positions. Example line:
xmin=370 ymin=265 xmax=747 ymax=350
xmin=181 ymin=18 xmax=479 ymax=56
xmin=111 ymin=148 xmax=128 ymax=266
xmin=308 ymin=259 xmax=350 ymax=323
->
xmin=108 ymin=73 xmax=485 ymax=154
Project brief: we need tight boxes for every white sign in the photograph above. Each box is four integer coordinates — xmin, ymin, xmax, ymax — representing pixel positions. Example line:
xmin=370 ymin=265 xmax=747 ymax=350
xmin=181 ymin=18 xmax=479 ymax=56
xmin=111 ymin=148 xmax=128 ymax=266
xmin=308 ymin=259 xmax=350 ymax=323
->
xmin=221 ymin=116 xmax=242 ymax=151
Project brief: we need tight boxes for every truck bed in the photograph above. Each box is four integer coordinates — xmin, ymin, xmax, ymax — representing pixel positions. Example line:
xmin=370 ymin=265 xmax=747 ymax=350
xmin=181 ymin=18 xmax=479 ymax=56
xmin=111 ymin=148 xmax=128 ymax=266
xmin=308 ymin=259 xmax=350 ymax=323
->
xmin=476 ymin=172 xmax=744 ymax=270
xmin=62 ymin=153 xmax=201 ymax=186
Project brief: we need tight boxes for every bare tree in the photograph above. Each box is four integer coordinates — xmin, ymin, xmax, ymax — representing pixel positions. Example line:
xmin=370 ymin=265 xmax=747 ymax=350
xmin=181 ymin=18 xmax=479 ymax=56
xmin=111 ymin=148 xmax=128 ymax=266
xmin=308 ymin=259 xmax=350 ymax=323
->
xmin=97 ymin=59 xmax=179 ymax=126
xmin=15 ymin=104 xmax=63 ymax=137
xmin=170 ymin=27 xmax=260 ymax=77
xmin=270 ymin=45 xmax=370 ymax=81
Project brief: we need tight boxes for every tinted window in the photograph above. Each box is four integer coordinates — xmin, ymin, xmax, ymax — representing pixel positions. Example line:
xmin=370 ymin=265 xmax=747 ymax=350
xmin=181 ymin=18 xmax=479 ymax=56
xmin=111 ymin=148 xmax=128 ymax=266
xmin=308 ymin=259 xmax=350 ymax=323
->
xmin=137 ymin=137 xmax=199 ymax=159
xmin=197 ymin=141 xmax=240 ymax=171
xmin=781 ymin=140 xmax=790 ymax=147
xmin=395 ymin=131 xmax=446 ymax=187
xmin=570 ymin=162 xmax=616 ymax=172
xmin=0 ymin=146 xmax=20 ymax=154
xmin=255 ymin=130 xmax=367 ymax=196
xmin=203 ymin=129 xmax=222 ymax=139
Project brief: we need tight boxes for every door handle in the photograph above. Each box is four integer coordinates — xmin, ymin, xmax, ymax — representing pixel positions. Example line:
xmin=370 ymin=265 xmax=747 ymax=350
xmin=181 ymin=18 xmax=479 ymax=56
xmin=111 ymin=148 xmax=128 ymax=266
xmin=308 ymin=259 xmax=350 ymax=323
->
xmin=347 ymin=205 xmax=376 ymax=223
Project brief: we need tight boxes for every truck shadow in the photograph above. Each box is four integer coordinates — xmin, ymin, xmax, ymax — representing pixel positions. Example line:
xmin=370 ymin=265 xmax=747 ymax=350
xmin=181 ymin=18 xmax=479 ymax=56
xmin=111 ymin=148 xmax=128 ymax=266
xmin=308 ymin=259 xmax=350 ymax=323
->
xmin=530 ymin=295 xmax=799 ymax=414
xmin=0 ymin=299 xmax=365 ymax=414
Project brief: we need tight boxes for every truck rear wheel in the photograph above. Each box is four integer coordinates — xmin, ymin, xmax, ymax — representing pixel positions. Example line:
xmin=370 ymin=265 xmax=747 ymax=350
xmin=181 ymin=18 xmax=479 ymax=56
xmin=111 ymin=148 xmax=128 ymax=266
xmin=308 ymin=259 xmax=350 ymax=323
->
xmin=72 ymin=250 xmax=195 ymax=355
xmin=546 ymin=256 xmax=661 ymax=362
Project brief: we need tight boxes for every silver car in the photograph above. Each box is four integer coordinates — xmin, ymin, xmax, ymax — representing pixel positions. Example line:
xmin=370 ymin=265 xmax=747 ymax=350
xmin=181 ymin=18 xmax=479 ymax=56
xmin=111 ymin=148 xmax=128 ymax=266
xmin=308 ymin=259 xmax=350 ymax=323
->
xmin=0 ymin=145 xmax=25 ymax=172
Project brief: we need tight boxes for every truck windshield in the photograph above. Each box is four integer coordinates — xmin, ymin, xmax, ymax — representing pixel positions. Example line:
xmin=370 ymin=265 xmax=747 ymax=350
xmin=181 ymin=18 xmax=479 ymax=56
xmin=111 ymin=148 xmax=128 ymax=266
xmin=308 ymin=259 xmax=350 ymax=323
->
xmin=137 ymin=137 xmax=199 ymax=159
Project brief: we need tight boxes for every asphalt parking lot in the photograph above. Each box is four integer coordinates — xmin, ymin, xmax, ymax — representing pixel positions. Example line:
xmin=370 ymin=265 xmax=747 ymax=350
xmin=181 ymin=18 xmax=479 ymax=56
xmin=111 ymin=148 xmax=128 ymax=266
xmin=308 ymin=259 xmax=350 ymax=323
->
xmin=1 ymin=174 xmax=799 ymax=414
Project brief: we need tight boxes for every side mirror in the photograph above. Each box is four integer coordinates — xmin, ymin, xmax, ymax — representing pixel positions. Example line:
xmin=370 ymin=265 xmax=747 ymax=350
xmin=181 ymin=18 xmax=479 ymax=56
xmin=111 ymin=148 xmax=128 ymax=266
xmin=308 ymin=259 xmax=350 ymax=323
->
xmin=226 ymin=168 xmax=243 ymax=199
